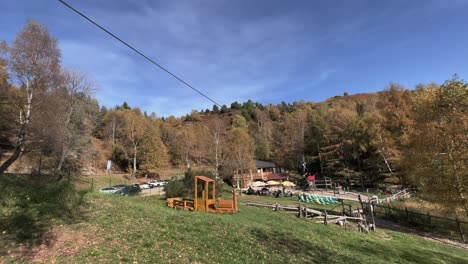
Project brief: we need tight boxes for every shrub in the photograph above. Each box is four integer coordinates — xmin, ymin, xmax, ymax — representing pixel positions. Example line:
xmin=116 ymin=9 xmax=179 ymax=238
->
xmin=165 ymin=181 xmax=185 ymax=198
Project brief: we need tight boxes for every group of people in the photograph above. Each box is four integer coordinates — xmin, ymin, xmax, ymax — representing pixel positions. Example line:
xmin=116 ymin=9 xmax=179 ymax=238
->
xmin=246 ymin=187 xmax=294 ymax=197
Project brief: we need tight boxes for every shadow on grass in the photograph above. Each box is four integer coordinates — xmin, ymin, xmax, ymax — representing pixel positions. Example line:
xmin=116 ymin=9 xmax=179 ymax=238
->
xmin=0 ymin=175 xmax=87 ymax=253
xmin=250 ymin=228 xmax=362 ymax=263
xmin=342 ymin=238 xmax=468 ymax=264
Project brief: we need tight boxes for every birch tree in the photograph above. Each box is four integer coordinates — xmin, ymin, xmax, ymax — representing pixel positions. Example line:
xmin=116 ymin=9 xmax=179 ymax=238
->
xmin=0 ymin=21 xmax=61 ymax=174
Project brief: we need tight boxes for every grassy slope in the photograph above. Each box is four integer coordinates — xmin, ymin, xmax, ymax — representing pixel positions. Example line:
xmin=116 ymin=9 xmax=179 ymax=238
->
xmin=5 ymin=194 xmax=465 ymax=263
xmin=2 ymin=174 xmax=467 ymax=263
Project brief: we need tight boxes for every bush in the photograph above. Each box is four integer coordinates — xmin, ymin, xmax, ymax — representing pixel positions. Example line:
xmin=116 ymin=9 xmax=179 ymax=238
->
xmin=183 ymin=169 xmax=214 ymax=195
xmin=165 ymin=181 xmax=186 ymax=198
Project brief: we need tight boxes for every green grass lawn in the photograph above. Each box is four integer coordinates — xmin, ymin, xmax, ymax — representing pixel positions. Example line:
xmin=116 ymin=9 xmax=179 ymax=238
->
xmin=239 ymin=194 xmax=362 ymax=214
xmin=1 ymin=177 xmax=468 ymax=263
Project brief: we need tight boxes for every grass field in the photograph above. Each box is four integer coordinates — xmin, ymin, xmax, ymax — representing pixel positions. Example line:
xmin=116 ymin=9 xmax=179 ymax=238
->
xmin=1 ymin=175 xmax=468 ymax=263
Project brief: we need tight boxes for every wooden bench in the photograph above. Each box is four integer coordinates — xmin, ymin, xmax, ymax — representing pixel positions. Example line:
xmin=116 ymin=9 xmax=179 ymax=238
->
xmin=167 ymin=197 xmax=183 ymax=208
xmin=217 ymin=199 xmax=237 ymax=213
xmin=167 ymin=198 xmax=195 ymax=210
xmin=218 ymin=199 xmax=234 ymax=208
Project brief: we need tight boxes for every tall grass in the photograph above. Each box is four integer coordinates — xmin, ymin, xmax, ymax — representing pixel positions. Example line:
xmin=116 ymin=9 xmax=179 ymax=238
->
xmin=0 ymin=175 xmax=86 ymax=249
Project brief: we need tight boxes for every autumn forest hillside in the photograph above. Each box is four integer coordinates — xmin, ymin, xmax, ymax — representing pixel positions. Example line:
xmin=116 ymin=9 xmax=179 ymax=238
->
xmin=0 ymin=22 xmax=467 ymax=216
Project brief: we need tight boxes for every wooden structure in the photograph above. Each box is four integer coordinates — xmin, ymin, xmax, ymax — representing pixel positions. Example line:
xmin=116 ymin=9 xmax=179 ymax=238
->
xmin=167 ymin=176 xmax=238 ymax=213
xmin=194 ymin=176 xmax=216 ymax=211
xmin=245 ymin=201 xmax=375 ymax=233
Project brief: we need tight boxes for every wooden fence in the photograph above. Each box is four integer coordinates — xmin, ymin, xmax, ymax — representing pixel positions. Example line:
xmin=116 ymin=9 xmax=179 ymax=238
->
xmin=366 ymin=203 xmax=467 ymax=243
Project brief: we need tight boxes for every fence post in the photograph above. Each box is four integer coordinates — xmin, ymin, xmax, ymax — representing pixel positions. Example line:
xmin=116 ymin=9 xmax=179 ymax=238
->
xmin=358 ymin=194 xmax=364 ymax=214
xmin=324 ymin=211 xmax=328 ymax=225
xmin=456 ymin=217 xmax=465 ymax=242
xmin=427 ymin=212 xmax=432 ymax=231
xmin=299 ymin=204 xmax=302 ymax=218
xmin=341 ymin=200 xmax=345 ymax=215
xmin=369 ymin=202 xmax=376 ymax=231
xmin=304 ymin=202 xmax=308 ymax=218
xmin=405 ymin=207 xmax=410 ymax=222
xmin=387 ymin=204 xmax=391 ymax=217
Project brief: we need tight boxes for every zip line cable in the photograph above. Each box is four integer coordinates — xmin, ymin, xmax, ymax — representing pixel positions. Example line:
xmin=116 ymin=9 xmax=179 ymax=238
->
xmin=58 ymin=0 xmax=222 ymax=107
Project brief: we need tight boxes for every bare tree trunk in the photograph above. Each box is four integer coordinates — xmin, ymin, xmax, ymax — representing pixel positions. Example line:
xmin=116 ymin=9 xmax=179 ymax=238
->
xmin=56 ymin=105 xmax=74 ymax=175
xmin=56 ymin=146 xmax=68 ymax=174
xmin=378 ymin=134 xmax=393 ymax=175
xmin=111 ymin=117 xmax=116 ymax=150
xmin=381 ymin=152 xmax=393 ymax=175
xmin=317 ymin=143 xmax=324 ymax=175
xmin=133 ymin=144 xmax=137 ymax=175
xmin=214 ymin=125 xmax=220 ymax=179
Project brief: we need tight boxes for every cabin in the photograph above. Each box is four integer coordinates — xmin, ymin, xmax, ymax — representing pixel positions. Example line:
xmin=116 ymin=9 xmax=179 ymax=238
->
xmin=235 ymin=160 xmax=289 ymax=188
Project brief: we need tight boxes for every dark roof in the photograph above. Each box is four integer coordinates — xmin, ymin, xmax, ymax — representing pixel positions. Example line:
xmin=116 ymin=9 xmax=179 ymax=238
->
xmin=266 ymin=173 xmax=289 ymax=181
xmin=255 ymin=160 xmax=276 ymax=169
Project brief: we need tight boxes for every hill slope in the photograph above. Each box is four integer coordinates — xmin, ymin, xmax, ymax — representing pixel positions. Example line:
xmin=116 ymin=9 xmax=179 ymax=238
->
xmin=2 ymin=193 xmax=467 ymax=263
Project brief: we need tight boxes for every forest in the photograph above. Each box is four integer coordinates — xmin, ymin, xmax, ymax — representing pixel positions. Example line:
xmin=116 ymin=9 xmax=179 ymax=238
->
xmin=1 ymin=22 xmax=467 ymax=215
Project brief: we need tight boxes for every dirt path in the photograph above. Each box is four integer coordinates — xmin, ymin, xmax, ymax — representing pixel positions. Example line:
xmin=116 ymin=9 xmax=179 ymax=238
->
xmin=375 ymin=218 xmax=468 ymax=250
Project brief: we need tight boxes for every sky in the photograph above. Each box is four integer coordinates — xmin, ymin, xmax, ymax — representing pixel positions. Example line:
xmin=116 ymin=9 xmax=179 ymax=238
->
xmin=1 ymin=0 xmax=468 ymax=117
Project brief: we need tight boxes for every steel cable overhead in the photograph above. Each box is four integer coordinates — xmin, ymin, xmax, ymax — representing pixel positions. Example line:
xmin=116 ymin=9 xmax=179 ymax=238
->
xmin=58 ymin=0 xmax=222 ymax=107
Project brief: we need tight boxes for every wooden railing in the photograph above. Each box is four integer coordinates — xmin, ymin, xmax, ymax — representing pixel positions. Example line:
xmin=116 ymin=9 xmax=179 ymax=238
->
xmin=170 ymin=198 xmax=195 ymax=210
xmin=371 ymin=189 xmax=412 ymax=204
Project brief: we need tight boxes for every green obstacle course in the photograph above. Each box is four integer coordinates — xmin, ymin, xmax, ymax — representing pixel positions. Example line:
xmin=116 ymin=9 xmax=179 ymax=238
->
xmin=299 ymin=193 xmax=339 ymax=205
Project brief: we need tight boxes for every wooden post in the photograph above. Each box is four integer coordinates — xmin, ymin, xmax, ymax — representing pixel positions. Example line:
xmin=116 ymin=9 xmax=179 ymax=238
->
xmin=405 ymin=207 xmax=410 ymax=222
xmin=299 ymin=204 xmax=303 ymax=218
xmin=304 ymin=201 xmax=308 ymax=218
xmin=38 ymin=155 xmax=42 ymax=176
xmin=387 ymin=203 xmax=391 ymax=217
xmin=213 ymin=181 xmax=216 ymax=201
xmin=205 ymin=181 xmax=208 ymax=212
xmin=427 ymin=213 xmax=432 ymax=231
xmin=233 ymin=189 xmax=238 ymax=211
xmin=369 ymin=202 xmax=376 ymax=231
xmin=194 ymin=177 xmax=198 ymax=211
xmin=341 ymin=200 xmax=345 ymax=215
xmin=358 ymin=194 xmax=365 ymax=214
xmin=456 ymin=217 xmax=465 ymax=242
xmin=324 ymin=211 xmax=328 ymax=225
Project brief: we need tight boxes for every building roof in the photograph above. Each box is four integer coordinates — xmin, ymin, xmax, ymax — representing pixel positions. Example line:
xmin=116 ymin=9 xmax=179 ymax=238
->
xmin=265 ymin=173 xmax=289 ymax=181
xmin=255 ymin=160 xmax=276 ymax=169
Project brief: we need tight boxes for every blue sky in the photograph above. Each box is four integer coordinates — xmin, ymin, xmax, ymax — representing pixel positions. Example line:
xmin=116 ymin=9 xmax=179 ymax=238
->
xmin=1 ymin=0 xmax=468 ymax=117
